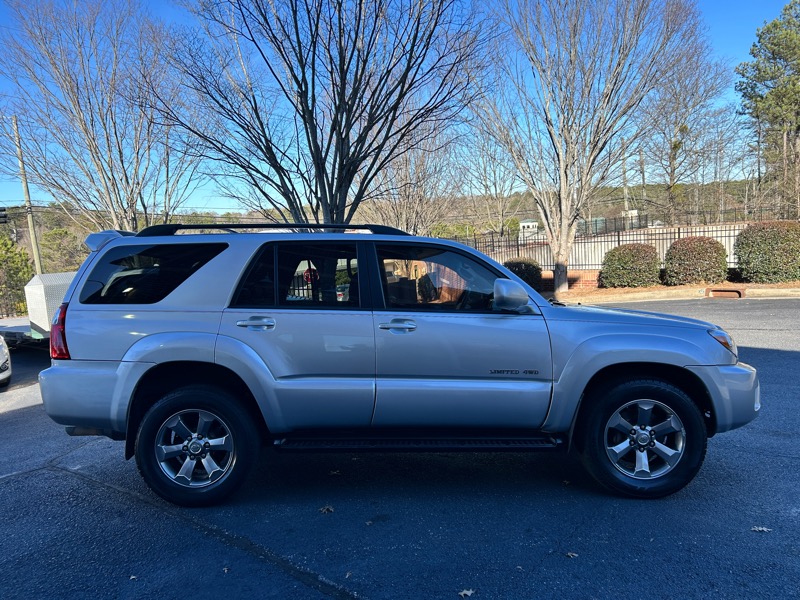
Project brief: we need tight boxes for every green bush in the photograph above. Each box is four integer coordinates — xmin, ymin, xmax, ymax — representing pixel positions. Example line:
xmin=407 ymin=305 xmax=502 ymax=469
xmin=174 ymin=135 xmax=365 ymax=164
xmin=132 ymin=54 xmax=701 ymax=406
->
xmin=503 ymin=257 xmax=542 ymax=290
xmin=599 ymin=244 xmax=660 ymax=288
xmin=664 ymin=237 xmax=728 ymax=286
xmin=0 ymin=234 xmax=34 ymax=317
xmin=735 ymin=221 xmax=800 ymax=283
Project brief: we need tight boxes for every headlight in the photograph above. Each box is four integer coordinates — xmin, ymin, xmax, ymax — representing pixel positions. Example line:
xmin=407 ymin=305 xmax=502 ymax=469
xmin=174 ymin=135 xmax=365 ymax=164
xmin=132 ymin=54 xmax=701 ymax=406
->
xmin=708 ymin=329 xmax=737 ymax=357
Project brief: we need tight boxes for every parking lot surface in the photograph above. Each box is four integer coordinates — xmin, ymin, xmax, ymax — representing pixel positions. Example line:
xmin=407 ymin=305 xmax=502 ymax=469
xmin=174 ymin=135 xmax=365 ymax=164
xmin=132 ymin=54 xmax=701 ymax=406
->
xmin=1 ymin=298 xmax=798 ymax=599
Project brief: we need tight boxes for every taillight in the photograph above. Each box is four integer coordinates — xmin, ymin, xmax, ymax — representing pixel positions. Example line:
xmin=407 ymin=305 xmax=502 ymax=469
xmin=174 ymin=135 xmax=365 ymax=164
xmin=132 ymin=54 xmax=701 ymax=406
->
xmin=50 ymin=302 xmax=71 ymax=360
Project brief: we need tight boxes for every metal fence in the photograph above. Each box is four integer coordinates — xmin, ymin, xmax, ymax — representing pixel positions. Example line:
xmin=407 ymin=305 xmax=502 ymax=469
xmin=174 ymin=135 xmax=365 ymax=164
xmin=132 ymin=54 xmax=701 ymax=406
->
xmin=450 ymin=223 xmax=748 ymax=270
xmin=574 ymin=208 xmax=785 ymax=237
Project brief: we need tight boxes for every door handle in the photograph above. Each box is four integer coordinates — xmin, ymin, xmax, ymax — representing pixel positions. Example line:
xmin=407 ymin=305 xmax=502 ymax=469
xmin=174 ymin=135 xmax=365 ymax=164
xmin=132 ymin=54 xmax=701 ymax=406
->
xmin=378 ymin=319 xmax=417 ymax=332
xmin=236 ymin=317 xmax=276 ymax=330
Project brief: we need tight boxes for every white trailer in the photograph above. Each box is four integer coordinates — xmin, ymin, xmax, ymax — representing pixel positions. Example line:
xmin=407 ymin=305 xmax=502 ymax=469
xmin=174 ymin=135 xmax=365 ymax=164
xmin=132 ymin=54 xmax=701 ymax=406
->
xmin=0 ymin=272 xmax=76 ymax=347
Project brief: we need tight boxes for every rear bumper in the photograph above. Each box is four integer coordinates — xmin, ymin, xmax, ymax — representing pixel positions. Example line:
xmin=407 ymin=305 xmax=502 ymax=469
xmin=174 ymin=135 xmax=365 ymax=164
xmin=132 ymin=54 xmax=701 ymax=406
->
xmin=687 ymin=362 xmax=760 ymax=434
xmin=39 ymin=360 xmax=153 ymax=436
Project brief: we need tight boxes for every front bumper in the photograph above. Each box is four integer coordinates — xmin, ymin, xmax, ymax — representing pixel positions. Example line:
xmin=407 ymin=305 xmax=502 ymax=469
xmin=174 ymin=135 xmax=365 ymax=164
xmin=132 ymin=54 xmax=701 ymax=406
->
xmin=687 ymin=361 xmax=760 ymax=434
xmin=0 ymin=357 xmax=11 ymax=383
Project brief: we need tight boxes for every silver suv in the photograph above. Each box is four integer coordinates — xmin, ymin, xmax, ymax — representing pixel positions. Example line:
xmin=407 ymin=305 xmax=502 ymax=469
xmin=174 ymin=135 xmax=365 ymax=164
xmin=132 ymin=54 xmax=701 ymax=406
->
xmin=40 ymin=223 xmax=760 ymax=506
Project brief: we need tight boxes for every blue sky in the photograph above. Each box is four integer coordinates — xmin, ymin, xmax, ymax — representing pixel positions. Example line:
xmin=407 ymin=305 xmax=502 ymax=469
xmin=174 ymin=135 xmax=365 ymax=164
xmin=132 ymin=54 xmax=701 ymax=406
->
xmin=0 ymin=0 xmax=794 ymax=210
xmin=701 ymin=0 xmax=788 ymax=66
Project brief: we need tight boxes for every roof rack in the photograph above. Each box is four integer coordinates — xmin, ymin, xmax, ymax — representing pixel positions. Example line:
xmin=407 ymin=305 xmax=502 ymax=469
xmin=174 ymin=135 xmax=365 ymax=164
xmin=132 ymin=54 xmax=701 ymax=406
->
xmin=136 ymin=223 xmax=410 ymax=237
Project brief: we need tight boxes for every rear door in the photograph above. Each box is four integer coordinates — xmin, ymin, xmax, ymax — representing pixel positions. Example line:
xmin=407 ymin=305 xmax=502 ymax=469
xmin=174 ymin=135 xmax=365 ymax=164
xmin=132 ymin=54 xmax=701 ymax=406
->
xmin=371 ymin=242 xmax=552 ymax=429
xmin=219 ymin=240 xmax=376 ymax=430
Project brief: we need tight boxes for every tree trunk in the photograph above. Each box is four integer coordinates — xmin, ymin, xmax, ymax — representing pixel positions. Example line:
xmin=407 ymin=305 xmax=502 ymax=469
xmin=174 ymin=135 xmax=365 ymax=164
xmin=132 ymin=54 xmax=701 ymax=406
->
xmin=551 ymin=236 xmax=573 ymax=297
xmin=783 ymin=128 xmax=789 ymax=218
xmin=794 ymin=134 xmax=800 ymax=219
xmin=552 ymin=262 xmax=569 ymax=297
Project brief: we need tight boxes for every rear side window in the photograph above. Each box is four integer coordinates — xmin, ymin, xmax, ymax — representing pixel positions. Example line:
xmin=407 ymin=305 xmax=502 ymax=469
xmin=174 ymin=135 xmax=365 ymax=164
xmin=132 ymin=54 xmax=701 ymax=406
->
xmin=79 ymin=243 xmax=227 ymax=304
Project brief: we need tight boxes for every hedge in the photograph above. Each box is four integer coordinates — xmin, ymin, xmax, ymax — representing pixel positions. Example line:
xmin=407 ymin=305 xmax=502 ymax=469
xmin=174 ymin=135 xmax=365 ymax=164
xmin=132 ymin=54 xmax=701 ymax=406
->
xmin=599 ymin=244 xmax=660 ymax=288
xmin=735 ymin=221 xmax=800 ymax=283
xmin=664 ymin=237 xmax=728 ymax=286
xmin=503 ymin=257 xmax=542 ymax=290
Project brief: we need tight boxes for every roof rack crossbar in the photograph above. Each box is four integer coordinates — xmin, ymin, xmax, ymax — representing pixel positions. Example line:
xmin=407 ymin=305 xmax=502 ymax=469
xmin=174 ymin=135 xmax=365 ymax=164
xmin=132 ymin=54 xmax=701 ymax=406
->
xmin=136 ymin=223 xmax=410 ymax=237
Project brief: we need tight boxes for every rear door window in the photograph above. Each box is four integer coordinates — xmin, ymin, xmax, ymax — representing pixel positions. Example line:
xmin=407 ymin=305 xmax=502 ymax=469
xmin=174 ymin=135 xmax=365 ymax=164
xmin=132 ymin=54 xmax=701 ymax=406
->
xmin=231 ymin=242 xmax=361 ymax=309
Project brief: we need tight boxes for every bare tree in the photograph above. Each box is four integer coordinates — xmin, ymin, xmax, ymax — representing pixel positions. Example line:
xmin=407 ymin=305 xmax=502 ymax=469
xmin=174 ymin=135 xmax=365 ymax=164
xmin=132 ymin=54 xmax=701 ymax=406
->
xmin=358 ymin=125 xmax=458 ymax=235
xmin=480 ymin=0 xmax=705 ymax=295
xmin=706 ymin=106 xmax=749 ymax=220
xmin=461 ymin=125 xmax=523 ymax=237
xmin=0 ymin=0 xmax=205 ymax=232
xmin=638 ymin=44 xmax=730 ymax=223
xmin=159 ymin=0 xmax=484 ymax=225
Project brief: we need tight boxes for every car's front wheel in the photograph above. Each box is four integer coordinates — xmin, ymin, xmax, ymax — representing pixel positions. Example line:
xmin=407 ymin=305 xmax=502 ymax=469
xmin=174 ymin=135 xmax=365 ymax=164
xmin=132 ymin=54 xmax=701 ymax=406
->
xmin=135 ymin=385 xmax=259 ymax=506
xmin=579 ymin=379 xmax=707 ymax=498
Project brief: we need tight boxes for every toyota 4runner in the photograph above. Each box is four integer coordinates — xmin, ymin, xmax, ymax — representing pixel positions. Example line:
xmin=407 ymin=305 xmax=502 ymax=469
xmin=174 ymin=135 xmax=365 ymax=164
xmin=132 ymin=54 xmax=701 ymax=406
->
xmin=40 ymin=223 xmax=760 ymax=506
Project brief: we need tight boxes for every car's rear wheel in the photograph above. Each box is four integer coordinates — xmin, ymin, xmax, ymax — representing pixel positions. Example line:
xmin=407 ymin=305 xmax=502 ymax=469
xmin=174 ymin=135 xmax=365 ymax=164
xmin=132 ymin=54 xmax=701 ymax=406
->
xmin=579 ymin=379 xmax=707 ymax=498
xmin=135 ymin=385 xmax=259 ymax=506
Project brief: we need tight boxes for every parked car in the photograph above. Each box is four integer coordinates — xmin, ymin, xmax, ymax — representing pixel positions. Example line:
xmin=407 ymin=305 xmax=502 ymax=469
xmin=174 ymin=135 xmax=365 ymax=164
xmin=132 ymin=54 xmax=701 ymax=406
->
xmin=336 ymin=283 xmax=350 ymax=302
xmin=0 ymin=334 xmax=11 ymax=388
xmin=39 ymin=223 xmax=760 ymax=506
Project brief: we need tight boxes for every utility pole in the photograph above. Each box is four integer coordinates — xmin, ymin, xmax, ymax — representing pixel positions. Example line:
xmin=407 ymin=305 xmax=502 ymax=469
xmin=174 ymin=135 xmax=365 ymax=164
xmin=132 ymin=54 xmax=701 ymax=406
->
xmin=12 ymin=115 xmax=43 ymax=275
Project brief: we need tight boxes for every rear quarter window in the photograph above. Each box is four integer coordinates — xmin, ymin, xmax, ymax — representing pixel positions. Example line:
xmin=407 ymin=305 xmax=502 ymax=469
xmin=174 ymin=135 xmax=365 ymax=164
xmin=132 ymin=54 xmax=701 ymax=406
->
xmin=79 ymin=243 xmax=227 ymax=304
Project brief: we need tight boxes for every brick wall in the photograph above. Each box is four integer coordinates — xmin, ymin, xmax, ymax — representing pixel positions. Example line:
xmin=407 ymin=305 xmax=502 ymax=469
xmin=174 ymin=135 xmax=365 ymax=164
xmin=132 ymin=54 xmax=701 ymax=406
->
xmin=539 ymin=269 xmax=601 ymax=292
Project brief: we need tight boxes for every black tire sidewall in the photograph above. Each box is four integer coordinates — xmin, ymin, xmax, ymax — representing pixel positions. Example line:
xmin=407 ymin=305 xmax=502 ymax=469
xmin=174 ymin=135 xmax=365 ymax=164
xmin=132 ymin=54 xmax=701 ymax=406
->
xmin=135 ymin=385 xmax=258 ymax=507
xmin=581 ymin=380 xmax=707 ymax=498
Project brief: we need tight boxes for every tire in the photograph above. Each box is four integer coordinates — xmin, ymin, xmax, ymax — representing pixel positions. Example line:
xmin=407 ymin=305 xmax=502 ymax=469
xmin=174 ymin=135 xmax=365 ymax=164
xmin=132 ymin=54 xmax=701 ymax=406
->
xmin=579 ymin=379 xmax=707 ymax=499
xmin=135 ymin=385 xmax=259 ymax=507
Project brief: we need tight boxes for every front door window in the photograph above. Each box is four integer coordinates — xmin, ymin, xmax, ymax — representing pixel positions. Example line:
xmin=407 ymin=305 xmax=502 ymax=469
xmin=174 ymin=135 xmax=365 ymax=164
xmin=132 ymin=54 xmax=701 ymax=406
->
xmin=376 ymin=244 xmax=497 ymax=312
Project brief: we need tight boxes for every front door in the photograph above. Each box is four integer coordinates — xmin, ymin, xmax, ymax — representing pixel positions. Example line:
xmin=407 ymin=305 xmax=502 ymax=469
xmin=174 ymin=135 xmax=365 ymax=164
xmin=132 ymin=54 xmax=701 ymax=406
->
xmin=372 ymin=243 xmax=552 ymax=429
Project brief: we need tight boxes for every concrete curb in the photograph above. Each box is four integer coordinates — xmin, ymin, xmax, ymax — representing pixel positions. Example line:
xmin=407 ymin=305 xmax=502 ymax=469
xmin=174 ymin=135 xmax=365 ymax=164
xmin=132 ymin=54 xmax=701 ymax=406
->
xmin=745 ymin=288 xmax=800 ymax=299
xmin=559 ymin=287 xmax=800 ymax=305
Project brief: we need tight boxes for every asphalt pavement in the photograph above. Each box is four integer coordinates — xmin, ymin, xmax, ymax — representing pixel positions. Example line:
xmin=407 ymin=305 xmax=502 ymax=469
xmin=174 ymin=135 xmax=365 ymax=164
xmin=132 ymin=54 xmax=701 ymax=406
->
xmin=1 ymin=298 xmax=798 ymax=599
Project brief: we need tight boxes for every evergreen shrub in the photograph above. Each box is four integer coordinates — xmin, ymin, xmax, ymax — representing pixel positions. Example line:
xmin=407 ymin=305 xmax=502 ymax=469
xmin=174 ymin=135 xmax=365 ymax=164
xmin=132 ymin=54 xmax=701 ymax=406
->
xmin=599 ymin=244 xmax=660 ymax=288
xmin=0 ymin=234 xmax=34 ymax=317
xmin=664 ymin=237 xmax=728 ymax=286
xmin=503 ymin=257 xmax=542 ymax=290
xmin=735 ymin=221 xmax=800 ymax=283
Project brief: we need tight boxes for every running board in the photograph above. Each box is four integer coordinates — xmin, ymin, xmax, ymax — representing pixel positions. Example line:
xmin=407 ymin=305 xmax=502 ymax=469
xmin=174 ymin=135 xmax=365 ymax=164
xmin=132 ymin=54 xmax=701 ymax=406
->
xmin=273 ymin=435 xmax=564 ymax=452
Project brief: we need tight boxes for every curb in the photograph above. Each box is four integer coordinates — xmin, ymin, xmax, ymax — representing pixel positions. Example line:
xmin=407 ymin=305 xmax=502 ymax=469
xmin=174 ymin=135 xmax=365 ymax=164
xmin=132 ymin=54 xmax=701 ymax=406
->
xmin=558 ymin=287 xmax=800 ymax=305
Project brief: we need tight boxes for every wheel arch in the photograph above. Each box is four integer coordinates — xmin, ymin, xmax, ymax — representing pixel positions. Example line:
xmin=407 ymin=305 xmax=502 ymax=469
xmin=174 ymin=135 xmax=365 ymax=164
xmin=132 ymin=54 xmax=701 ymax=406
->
xmin=124 ymin=361 xmax=269 ymax=459
xmin=570 ymin=362 xmax=716 ymax=453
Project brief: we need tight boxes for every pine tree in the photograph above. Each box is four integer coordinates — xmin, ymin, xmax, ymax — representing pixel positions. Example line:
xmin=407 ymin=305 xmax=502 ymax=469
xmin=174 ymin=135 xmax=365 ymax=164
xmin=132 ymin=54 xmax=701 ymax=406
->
xmin=736 ymin=0 xmax=800 ymax=217
xmin=0 ymin=235 xmax=34 ymax=317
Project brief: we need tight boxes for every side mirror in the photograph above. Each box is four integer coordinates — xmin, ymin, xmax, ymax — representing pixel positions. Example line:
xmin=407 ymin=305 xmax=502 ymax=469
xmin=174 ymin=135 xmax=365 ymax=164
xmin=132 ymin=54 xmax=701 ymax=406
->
xmin=494 ymin=279 xmax=533 ymax=312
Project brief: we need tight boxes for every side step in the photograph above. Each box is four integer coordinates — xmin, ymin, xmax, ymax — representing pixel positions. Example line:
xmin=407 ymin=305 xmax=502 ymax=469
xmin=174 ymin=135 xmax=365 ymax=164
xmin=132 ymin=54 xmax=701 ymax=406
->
xmin=273 ymin=435 xmax=564 ymax=452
